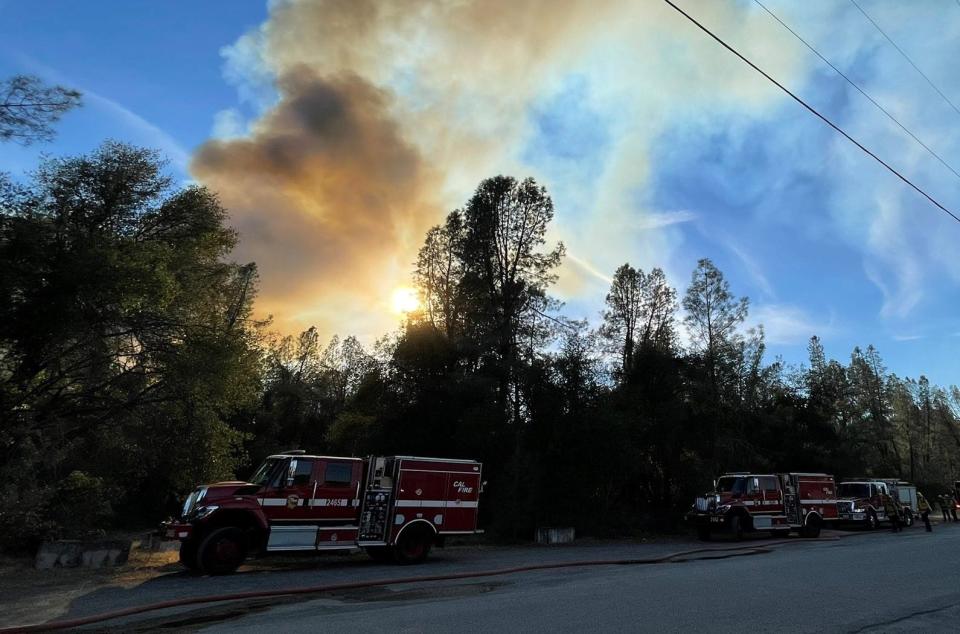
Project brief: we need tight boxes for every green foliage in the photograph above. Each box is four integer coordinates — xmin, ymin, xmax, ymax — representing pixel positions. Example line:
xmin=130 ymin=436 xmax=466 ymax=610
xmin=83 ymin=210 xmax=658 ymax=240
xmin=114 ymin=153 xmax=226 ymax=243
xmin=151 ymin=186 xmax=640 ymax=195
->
xmin=0 ymin=142 xmax=262 ymax=550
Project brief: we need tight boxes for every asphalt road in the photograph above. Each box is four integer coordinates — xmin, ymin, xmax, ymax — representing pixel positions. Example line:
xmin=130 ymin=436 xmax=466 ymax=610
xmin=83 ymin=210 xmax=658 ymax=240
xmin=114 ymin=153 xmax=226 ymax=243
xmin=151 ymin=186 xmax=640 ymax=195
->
xmin=68 ymin=524 xmax=960 ymax=633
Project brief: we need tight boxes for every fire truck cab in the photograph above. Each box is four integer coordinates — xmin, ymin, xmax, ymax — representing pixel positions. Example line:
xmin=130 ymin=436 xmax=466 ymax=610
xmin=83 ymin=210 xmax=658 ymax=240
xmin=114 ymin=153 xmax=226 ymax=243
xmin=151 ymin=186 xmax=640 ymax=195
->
xmin=836 ymin=479 xmax=898 ymax=529
xmin=688 ymin=472 xmax=838 ymax=541
xmin=161 ymin=451 xmax=483 ymax=574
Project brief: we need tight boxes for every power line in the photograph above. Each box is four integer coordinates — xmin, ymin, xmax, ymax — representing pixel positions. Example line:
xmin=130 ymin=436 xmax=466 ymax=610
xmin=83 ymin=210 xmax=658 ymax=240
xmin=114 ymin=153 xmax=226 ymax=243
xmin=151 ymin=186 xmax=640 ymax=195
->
xmin=849 ymin=0 xmax=960 ymax=119
xmin=753 ymin=0 xmax=960 ymax=184
xmin=531 ymin=305 xmax=579 ymax=332
xmin=661 ymin=0 xmax=960 ymax=225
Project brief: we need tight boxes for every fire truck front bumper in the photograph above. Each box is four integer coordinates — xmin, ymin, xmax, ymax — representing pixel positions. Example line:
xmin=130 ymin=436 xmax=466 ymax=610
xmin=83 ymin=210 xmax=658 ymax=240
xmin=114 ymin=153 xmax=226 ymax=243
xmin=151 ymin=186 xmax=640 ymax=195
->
xmin=158 ymin=520 xmax=194 ymax=541
xmin=838 ymin=512 xmax=867 ymax=522
xmin=686 ymin=511 xmax=729 ymax=529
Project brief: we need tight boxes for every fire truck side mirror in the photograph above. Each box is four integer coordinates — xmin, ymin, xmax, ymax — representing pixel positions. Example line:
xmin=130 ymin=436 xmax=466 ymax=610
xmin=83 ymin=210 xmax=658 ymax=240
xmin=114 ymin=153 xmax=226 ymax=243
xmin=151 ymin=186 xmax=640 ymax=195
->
xmin=480 ymin=480 xmax=488 ymax=493
xmin=712 ymin=479 xmax=717 ymax=491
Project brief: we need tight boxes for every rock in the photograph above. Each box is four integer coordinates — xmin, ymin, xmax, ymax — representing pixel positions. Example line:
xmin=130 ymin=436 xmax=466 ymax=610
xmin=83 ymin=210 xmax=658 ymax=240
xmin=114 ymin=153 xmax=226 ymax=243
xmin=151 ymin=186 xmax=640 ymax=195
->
xmin=535 ymin=527 xmax=575 ymax=544
xmin=36 ymin=539 xmax=131 ymax=569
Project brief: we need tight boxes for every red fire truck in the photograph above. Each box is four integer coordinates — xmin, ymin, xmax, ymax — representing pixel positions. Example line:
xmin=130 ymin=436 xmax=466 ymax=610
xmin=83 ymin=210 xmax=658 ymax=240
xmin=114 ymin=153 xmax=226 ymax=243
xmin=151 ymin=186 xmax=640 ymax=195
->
xmin=836 ymin=479 xmax=899 ymax=529
xmin=160 ymin=451 xmax=483 ymax=574
xmin=687 ymin=472 xmax=838 ymax=541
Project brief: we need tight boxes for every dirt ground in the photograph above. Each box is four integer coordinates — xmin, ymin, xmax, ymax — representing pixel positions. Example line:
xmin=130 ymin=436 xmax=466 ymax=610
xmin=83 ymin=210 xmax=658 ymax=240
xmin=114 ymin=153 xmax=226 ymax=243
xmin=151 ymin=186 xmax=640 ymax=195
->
xmin=0 ymin=537 xmax=182 ymax=628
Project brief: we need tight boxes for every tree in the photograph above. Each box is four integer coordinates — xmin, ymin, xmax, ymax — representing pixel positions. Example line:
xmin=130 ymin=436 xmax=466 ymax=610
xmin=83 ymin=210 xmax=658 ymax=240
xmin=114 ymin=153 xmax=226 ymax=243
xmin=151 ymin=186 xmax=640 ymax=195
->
xmin=454 ymin=176 xmax=565 ymax=424
xmin=1 ymin=75 xmax=81 ymax=144
xmin=0 ymin=142 xmax=262 ymax=546
xmin=602 ymin=264 xmax=677 ymax=378
xmin=847 ymin=345 xmax=899 ymax=475
xmin=414 ymin=213 xmax=464 ymax=338
xmin=602 ymin=264 xmax=643 ymax=376
xmin=682 ymin=258 xmax=748 ymax=396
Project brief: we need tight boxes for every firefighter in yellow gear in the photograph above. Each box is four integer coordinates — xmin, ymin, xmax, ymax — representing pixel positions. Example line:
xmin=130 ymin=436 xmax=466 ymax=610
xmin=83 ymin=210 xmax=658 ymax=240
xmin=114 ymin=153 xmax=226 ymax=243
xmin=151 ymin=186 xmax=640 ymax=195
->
xmin=883 ymin=495 xmax=902 ymax=532
xmin=917 ymin=493 xmax=932 ymax=532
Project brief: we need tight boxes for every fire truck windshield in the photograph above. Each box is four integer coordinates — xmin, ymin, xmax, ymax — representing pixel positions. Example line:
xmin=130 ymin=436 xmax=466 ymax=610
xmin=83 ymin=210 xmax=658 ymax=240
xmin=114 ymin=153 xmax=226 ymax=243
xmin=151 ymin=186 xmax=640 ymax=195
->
xmin=249 ymin=458 xmax=281 ymax=486
xmin=838 ymin=483 xmax=871 ymax=499
xmin=716 ymin=476 xmax=746 ymax=494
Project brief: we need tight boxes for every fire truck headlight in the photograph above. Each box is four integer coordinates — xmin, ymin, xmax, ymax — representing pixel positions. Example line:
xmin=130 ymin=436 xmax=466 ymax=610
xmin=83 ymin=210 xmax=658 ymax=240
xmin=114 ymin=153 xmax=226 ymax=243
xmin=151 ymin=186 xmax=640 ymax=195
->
xmin=193 ymin=505 xmax=219 ymax=520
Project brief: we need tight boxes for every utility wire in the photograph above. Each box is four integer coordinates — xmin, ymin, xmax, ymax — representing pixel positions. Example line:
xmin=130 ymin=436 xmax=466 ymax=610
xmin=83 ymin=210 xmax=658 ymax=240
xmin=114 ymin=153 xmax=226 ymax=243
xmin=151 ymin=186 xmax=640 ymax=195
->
xmin=532 ymin=305 xmax=578 ymax=332
xmin=754 ymin=0 xmax=960 ymax=183
xmin=849 ymin=0 xmax=960 ymax=119
xmin=661 ymin=0 xmax=960 ymax=225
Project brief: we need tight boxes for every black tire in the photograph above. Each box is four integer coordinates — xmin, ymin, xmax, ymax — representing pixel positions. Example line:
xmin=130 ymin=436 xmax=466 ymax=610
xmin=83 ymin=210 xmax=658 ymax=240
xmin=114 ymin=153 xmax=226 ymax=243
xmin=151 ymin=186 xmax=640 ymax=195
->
xmin=179 ymin=539 xmax=200 ymax=572
xmin=394 ymin=527 xmax=433 ymax=565
xmin=903 ymin=510 xmax=914 ymax=527
xmin=801 ymin=515 xmax=822 ymax=538
xmin=697 ymin=525 xmax=711 ymax=542
xmin=198 ymin=527 xmax=247 ymax=575
xmin=364 ymin=546 xmax=395 ymax=563
xmin=731 ymin=515 xmax=744 ymax=541
xmin=866 ymin=510 xmax=878 ymax=531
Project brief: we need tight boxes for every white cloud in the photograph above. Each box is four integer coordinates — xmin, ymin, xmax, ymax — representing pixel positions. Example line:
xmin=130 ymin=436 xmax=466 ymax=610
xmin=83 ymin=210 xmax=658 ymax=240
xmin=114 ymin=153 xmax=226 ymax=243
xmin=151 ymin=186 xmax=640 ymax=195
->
xmin=749 ymin=303 xmax=834 ymax=345
xmin=81 ymin=91 xmax=189 ymax=172
xmin=891 ymin=333 xmax=924 ymax=342
xmin=629 ymin=210 xmax=698 ymax=231
xmin=211 ymin=108 xmax=249 ymax=140
xmin=727 ymin=241 xmax=775 ymax=300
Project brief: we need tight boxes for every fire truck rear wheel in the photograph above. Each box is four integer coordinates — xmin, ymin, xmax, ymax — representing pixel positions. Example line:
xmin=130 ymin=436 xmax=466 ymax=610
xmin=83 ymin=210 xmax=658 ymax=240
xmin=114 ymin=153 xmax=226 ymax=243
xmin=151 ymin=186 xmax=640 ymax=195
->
xmin=394 ymin=527 xmax=433 ymax=565
xmin=198 ymin=527 xmax=247 ymax=575
xmin=801 ymin=515 xmax=821 ymax=538
xmin=179 ymin=539 xmax=200 ymax=572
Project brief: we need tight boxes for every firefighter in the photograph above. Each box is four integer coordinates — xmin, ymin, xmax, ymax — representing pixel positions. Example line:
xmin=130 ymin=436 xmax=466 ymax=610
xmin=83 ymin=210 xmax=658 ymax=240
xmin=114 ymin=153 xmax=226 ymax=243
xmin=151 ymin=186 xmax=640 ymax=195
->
xmin=940 ymin=495 xmax=952 ymax=522
xmin=883 ymin=494 xmax=902 ymax=532
xmin=917 ymin=493 xmax=932 ymax=532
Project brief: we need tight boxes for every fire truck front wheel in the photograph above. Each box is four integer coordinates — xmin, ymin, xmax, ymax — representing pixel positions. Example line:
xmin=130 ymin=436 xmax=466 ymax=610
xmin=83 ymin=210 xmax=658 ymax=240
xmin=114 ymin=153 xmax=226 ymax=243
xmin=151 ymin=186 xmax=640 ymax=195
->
xmin=179 ymin=539 xmax=200 ymax=572
xmin=394 ymin=525 xmax=434 ymax=565
xmin=198 ymin=527 xmax=247 ymax=575
xmin=730 ymin=515 xmax=745 ymax=541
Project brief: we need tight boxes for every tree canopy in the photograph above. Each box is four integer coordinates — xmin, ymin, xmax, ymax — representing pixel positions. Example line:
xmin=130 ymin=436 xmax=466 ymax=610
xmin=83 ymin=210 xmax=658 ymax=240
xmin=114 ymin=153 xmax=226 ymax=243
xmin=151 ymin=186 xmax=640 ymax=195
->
xmin=2 ymin=147 xmax=958 ymax=551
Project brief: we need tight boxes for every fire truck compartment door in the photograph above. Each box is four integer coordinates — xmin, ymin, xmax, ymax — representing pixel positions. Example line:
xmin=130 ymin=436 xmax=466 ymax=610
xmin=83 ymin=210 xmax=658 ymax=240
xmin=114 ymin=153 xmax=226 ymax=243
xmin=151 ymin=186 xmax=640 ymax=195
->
xmin=266 ymin=525 xmax=319 ymax=551
xmin=752 ymin=515 xmax=773 ymax=529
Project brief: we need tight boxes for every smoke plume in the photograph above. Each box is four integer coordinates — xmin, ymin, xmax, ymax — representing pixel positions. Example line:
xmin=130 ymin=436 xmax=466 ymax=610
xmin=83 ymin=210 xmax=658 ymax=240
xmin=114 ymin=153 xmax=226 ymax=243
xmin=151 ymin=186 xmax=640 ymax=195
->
xmin=193 ymin=0 xmax=807 ymax=338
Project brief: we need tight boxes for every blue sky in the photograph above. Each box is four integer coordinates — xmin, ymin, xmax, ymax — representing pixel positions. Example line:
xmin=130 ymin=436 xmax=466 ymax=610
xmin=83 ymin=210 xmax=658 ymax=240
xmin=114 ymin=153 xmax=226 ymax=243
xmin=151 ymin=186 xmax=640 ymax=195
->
xmin=2 ymin=0 xmax=959 ymax=387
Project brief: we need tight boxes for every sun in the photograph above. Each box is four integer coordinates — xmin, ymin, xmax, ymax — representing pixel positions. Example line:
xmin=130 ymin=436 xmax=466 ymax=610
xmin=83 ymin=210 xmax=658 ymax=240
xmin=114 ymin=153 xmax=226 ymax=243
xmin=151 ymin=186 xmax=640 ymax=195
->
xmin=391 ymin=286 xmax=421 ymax=314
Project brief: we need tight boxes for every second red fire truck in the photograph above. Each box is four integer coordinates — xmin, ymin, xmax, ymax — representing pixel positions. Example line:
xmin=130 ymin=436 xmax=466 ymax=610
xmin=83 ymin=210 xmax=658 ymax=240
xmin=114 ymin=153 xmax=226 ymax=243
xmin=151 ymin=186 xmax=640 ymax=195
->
xmin=161 ymin=451 xmax=483 ymax=574
xmin=688 ymin=472 xmax=838 ymax=540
